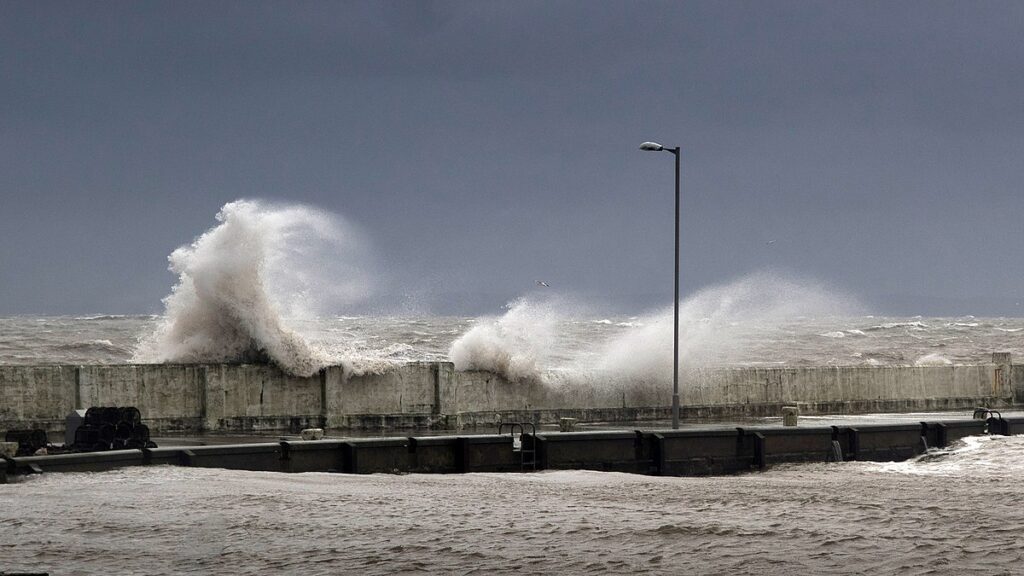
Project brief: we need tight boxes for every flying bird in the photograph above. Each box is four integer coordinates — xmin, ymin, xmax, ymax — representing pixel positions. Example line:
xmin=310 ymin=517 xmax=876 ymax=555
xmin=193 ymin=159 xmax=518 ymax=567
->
xmin=536 ymin=280 xmax=550 ymax=288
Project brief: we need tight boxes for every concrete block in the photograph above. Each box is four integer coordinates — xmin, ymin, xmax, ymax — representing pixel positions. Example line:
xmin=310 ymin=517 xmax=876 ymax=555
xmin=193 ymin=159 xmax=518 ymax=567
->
xmin=782 ymin=406 xmax=799 ymax=426
xmin=843 ymin=424 xmax=924 ymax=462
xmin=921 ymin=420 xmax=985 ymax=447
xmin=0 ymin=442 xmax=17 ymax=459
xmin=300 ymin=428 xmax=324 ymax=440
xmin=65 ymin=409 xmax=86 ymax=447
xmin=280 ymin=440 xmax=348 ymax=473
xmin=327 ymin=363 xmax=436 ymax=423
xmin=535 ymin=431 xmax=646 ymax=473
xmin=743 ymin=426 xmax=835 ymax=465
xmin=342 ymin=438 xmax=410 ymax=473
xmin=651 ymin=429 xmax=751 ymax=476
xmin=408 ymin=436 xmax=461 ymax=473
xmin=0 ymin=365 xmax=77 ymax=432
xmin=455 ymin=435 xmax=522 ymax=473
xmin=176 ymin=443 xmax=286 ymax=471
xmin=205 ymin=364 xmax=322 ymax=432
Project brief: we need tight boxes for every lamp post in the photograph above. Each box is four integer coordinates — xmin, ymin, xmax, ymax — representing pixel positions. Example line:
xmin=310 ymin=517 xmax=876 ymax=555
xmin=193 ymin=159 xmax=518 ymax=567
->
xmin=639 ymin=141 xmax=681 ymax=430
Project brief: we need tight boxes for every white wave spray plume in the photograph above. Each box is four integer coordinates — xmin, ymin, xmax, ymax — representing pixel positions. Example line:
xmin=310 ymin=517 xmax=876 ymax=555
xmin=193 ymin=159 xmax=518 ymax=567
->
xmin=596 ymin=271 xmax=864 ymax=383
xmin=449 ymin=271 xmax=863 ymax=384
xmin=449 ymin=297 xmax=564 ymax=382
xmin=134 ymin=199 xmax=376 ymax=376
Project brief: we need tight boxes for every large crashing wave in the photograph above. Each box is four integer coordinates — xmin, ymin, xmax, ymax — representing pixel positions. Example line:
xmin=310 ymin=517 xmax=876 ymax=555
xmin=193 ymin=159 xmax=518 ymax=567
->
xmin=134 ymin=199 xmax=375 ymax=376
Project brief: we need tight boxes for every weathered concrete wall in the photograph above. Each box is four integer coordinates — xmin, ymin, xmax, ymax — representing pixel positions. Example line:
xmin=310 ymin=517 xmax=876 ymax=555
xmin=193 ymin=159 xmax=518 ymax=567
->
xmin=1014 ymin=364 xmax=1024 ymax=405
xmin=0 ymin=358 xmax=1018 ymax=433
xmin=205 ymin=364 xmax=324 ymax=433
xmin=326 ymin=363 xmax=440 ymax=429
xmin=686 ymin=364 xmax=1007 ymax=406
xmin=0 ymin=366 xmax=76 ymax=430
xmin=78 ymin=365 xmax=205 ymax=432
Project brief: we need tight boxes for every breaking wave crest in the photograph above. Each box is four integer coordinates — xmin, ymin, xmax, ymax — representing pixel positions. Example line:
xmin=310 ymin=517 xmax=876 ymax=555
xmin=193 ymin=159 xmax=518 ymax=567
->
xmin=449 ymin=297 xmax=563 ymax=381
xmin=133 ymin=199 xmax=376 ymax=376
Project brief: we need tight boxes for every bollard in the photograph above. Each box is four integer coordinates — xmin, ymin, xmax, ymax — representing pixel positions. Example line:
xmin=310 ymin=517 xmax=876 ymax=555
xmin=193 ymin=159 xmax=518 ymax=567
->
xmin=559 ymin=418 xmax=578 ymax=432
xmin=782 ymin=406 xmax=799 ymax=427
xmin=300 ymin=428 xmax=324 ymax=441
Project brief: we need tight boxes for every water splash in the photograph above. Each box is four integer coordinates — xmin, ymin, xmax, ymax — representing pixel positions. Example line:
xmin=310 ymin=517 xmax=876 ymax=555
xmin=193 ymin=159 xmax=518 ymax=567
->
xmin=449 ymin=271 xmax=864 ymax=383
xmin=595 ymin=271 xmax=863 ymax=383
xmin=133 ymin=199 xmax=376 ymax=376
xmin=449 ymin=297 xmax=564 ymax=381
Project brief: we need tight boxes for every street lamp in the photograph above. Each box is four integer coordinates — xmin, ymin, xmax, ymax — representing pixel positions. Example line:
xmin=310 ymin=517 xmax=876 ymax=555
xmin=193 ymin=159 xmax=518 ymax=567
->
xmin=639 ymin=141 xmax=681 ymax=430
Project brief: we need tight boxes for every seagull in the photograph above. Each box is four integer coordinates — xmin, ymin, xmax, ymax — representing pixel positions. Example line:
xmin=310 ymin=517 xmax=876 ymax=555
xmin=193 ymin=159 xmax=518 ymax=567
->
xmin=765 ymin=240 xmax=776 ymax=246
xmin=536 ymin=280 xmax=550 ymax=288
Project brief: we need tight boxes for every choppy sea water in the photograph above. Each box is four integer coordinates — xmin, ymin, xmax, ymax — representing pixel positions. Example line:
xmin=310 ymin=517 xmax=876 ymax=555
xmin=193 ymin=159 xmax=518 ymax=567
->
xmin=1 ymin=314 xmax=1022 ymax=370
xmin=2 ymin=434 xmax=1023 ymax=575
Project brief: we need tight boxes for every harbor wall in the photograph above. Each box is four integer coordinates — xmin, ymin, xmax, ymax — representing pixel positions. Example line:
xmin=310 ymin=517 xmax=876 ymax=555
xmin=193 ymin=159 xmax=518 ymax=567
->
xmin=5 ymin=417 xmax=1017 ymax=482
xmin=0 ymin=357 xmax=1018 ymax=433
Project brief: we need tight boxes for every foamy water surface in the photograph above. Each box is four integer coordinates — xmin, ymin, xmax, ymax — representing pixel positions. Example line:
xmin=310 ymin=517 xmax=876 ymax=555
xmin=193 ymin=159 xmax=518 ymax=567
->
xmin=2 ymin=313 xmax=1023 ymax=373
xmin=2 ymin=435 xmax=1024 ymax=575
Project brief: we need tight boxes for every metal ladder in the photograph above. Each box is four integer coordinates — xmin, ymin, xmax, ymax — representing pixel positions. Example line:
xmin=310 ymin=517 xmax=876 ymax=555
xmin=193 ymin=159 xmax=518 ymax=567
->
xmin=499 ymin=422 xmax=537 ymax=471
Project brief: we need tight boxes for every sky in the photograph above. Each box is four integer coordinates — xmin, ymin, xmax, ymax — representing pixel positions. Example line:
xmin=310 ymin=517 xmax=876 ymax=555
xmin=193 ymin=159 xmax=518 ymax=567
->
xmin=2 ymin=0 xmax=1023 ymax=316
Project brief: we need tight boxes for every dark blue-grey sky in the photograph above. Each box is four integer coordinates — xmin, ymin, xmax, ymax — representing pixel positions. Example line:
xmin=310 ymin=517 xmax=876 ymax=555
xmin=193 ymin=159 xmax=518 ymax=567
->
xmin=2 ymin=1 xmax=1023 ymax=315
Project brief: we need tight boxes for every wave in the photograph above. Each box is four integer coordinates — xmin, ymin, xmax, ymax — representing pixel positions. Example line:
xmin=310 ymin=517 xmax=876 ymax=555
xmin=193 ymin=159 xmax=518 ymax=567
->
xmin=133 ymin=199 xmax=377 ymax=376
xmin=594 ymin=271 xmax=863 ymax=383
xmin=449 ymin=297 xmax=563 ymax=381
xmin=450 ymin=270 xmax=864 ymax=383
xmin=914 ymin=353 xmax=953 ymax=366
xmin=866 ymin=321 xmax=930 ymax=331
xmin=55 ymin=339 xmax=131 ymax=353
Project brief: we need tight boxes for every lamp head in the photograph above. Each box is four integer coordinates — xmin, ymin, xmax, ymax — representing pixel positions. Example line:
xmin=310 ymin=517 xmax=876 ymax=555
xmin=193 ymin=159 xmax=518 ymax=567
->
xmin=639 ymin=141 xmax=664 ymax=151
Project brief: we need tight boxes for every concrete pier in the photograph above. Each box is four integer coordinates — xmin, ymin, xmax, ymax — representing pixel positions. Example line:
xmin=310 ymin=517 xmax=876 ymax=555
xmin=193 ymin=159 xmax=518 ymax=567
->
xmin=3 ymin=417 xmax=1017 ymax=482
xmin=1 ymin=355 xmax=1018 ymax=434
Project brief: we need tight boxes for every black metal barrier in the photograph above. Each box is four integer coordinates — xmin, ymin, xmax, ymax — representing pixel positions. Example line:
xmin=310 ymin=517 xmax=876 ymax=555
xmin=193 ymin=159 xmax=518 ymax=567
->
xmin=532 ymin=431 xmax=651 ymax=473
xmin=2 ymin=416 xmax=1022 ymax=481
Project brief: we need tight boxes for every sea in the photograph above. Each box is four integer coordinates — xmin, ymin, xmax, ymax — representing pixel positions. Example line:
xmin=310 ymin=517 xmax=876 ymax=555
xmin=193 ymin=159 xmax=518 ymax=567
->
xmin=3 ymin=199 xmax=1023 ymax=574
xmin=1 ymin=312 xmax=1022 ymax=377
xmin=2 ymin=435 xmax=1024 ymax=575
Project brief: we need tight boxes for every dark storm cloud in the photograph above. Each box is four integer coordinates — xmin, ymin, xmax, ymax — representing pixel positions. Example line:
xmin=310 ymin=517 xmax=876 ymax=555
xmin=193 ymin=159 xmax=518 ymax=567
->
xmin=2 ymin=1 xmax=1023 ymax=315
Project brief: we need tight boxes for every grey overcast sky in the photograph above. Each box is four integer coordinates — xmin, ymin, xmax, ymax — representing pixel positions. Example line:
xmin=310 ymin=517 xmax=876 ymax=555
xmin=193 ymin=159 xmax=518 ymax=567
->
xmin=2 ymin=1 xmax=1023 ymax=316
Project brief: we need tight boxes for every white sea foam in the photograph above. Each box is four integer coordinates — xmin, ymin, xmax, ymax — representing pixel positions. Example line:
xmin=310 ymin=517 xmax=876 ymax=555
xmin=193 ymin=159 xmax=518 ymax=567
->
xmin=449 ymin=297 xmax=564 ymax=381
xmin=133 ymin=199 xmax=376 ymax=376
xmin=869 ymin=321 xmax=929 ymax=331
xmin=914 ymin=353 xmax=953 ymax=366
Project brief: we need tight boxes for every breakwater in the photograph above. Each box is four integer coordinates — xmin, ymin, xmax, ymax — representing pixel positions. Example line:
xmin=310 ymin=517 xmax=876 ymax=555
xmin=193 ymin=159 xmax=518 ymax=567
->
xmin=1 ymin=354 xmax=1020 ymax=433
xmin=5 ymin=417 xmax=1023 ymax=483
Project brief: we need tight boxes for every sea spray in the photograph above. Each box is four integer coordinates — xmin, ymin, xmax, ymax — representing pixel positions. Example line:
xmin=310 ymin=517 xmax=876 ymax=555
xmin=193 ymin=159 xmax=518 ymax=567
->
xmin=133 ymin=199 xmax=377 ymax=376
xmin=449 ymin=271 xmax=864 ymax=384
xmin=595 ymin=271 xmax=863 ymax=383
xmin=449 ymin=297 xmax=563 ymax=381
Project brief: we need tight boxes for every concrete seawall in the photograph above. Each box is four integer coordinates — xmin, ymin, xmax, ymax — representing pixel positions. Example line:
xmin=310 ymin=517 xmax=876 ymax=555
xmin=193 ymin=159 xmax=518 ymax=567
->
xmin=1 ymin=355 xmax=1019 ymax=433
xmin=6 ymin=417 xmax=1023 ymax=483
